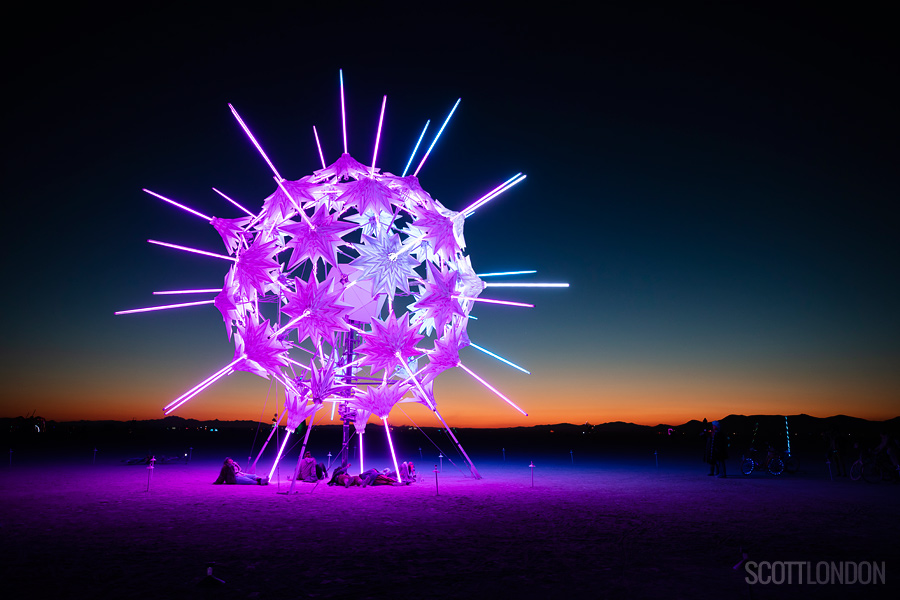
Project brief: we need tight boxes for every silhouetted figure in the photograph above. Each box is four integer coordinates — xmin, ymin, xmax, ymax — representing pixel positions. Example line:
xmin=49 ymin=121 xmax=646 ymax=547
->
xmin=709 ymin=421 xmax=728 ymax=478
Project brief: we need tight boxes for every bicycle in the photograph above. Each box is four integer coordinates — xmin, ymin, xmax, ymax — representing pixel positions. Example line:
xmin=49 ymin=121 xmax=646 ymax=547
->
xmin=850 ymin=450 xmax=899 ymax=483
xmin=741 ymin=446 xmax=785 ymax=476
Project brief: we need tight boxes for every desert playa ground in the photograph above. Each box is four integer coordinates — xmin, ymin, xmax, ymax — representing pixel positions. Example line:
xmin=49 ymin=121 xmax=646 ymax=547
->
xmin=1 ymin=446 xmax=897 ymax=600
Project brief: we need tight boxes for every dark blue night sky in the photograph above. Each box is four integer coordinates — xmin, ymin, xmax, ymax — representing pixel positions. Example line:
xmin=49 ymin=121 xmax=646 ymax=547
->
xmin=2 ymin=5 xmax=897 ymax=425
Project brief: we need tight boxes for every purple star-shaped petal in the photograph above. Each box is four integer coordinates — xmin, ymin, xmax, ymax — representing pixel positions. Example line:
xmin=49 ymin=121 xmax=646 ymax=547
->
xmin=234 ymin=236 xmax=282 ymax=297
xmin=211 ymin=216 xmax=253 ymax=255
xmin=232 ymin=318 xmax=291 ymax=378
xmin=337 ymin=177 xmax=396 ymax=217
xmin=408 ymin=201 xmax=465 ymax=263
xmin=351 ymin=380 xmax=411 ymax=419
xmin=302 ymin=355 xmax=353 ymax=404
xmin=350 ymin=232 xmax=421 ymax=299
xmin=356 ymin=312 xmax=424 ymax=375
xmin=259 ymin=177 xmax=318 ymax=224
xmin=409 ymin=261 xmax=465 ymax=336
xmin=278 ymin=204 xmax=357 ymax=270
xmin=311 ymin=153 xmax=370 ymax=182
xmin=214 ymin=266 xmax=253 ymax=339
xmin=420 ymin=322 xmax=469 ymax=386
xmin=281 ymin=274 xmax=352 ymax=348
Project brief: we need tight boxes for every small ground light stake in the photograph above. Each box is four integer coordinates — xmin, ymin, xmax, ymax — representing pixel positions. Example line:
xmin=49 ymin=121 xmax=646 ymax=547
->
xmin=826 ymin=458 xmax=833 ymax=481
xmin=654 ymin=450 xmax=658 ymax=469
xmin=419 ymin=447 xmax=423 ymax=459
xmin=502 ymin=447 xmax=506 ymax=462
xmin=434 ymin=465 xmax=439 ymax=496
xmin=438 ymin=453 xmax=443 ymax=472
xmin=326 ymin=451 xmax=333 ymax=469
xmin=199 ymin=562 xmax=225 ymax=587
xmin=570 ymin=450 xmax=574 ymax=465
xmin=93 ymin=448 xmax=98 ymax=465
xmin=529 ymin=461 xmax=535 ymax=487
xmin=189 ymin=447 xmax=193 ymax=462
xmin=146 ymin=456 xmax=156 ymax=492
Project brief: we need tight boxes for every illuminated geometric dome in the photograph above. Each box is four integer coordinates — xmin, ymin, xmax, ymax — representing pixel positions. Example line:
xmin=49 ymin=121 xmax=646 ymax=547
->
xmin=117 ymin=71 xmax=567 ymax=480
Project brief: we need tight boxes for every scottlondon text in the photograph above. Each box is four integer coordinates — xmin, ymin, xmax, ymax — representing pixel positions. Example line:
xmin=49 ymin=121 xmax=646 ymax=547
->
xmin=744 ymin=561 xmax=885 ymax=585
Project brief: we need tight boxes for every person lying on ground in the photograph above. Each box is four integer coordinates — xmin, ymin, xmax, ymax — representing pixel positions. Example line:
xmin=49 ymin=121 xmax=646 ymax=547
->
xmin=214 ymin=457 xmax=269 ymax=485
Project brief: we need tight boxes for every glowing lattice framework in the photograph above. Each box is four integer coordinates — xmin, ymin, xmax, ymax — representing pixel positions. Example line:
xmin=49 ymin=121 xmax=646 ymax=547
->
xmin=117 ymin=72 xmax=567 ymax=480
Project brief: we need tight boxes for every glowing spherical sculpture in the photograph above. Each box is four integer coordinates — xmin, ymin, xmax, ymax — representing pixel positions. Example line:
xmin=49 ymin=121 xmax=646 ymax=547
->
xmin=117 ymin=72 xmax=567 ymax=479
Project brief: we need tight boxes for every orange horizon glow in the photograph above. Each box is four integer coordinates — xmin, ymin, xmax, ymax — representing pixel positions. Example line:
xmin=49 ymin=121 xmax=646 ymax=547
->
xmin=4 ymin=367 xmax=897 ymax=427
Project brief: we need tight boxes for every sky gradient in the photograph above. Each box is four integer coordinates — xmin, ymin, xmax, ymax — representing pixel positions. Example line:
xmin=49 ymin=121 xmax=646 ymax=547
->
xmin=2 ymin=5 xmax=897 ymax=427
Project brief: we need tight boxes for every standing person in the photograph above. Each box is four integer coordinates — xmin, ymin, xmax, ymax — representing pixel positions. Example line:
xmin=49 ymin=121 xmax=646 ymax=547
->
xmin=709 ymin=421 xmax=728 ymax=478
xmin=701 ymin=419 xmax=716 ymax=475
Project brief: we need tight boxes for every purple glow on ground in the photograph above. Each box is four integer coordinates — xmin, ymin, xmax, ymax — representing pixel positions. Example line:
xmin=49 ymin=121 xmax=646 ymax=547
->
xmin=4 ymin=446 xmax=897 ymax=600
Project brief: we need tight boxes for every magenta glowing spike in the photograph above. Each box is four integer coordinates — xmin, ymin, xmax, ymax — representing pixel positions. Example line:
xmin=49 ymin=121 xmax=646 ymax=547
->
xmin=267 ymin=430 xmax=293 ymax=480
xmin=370 ymin=95 xmax=387 ymax=176
xmin=274 ymin=178 xmax=315 ymax=229
xmin=459 ymin=174 xmax=519 ymax=216
xmin=469 ymin=343 xmax=531 ymax=375
xmin=339 ymin=69 xmax=348 ymax=154
xmin=453 ymin=296 xmax=534 ymax=308
xmin=463 ymin=173 xmax=527 ymax=217
xmin=148 ymin=239 xmax=236 ymax=262
xmin=143 ymin=189 xmax=212 ymax=221
xmin=313 ymin=126 xmax=326 ymax=169
xmin=212 ymin=187 xmax=256 ymax=218
xmin=458 ymin=362 xmax=528 ymax=416
xmin=153 ymin=289 xmax=221 ymax=295
xmin=402 ymin=120 xmax=430 ymax=177
xmin=413 ymin=98 xmax=461 ymax=177
xmin=163 ymin=356 xmax=244 ymax=414
xmin=228 ymin=103 xmax=283 ymax=181
xmin=115 ymin=299 xmax=216 ymax=315
xmin=273 ymin=309 xmax=311 ymax=337
xmin=382 ymin=416 xmax=402 ymax=483
xmin=484 ymin=282 xmax=569 ymax=288
xmin=476 ymin=270 xmax=537 ymax=278
xmin=330 ymin=400 xmax=337 ymax=421
xmin=359 ymin=430 xmax=365 ymax=472
xmin=284 ymin=356 xmax=312 ymax=371
xmin=397 ymin=354 xmax=435 ymax=410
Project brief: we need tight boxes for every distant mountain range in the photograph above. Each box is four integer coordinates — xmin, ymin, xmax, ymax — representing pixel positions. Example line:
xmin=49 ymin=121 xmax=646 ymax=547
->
xmin=4 ymin=413 xmax=897 ymax=438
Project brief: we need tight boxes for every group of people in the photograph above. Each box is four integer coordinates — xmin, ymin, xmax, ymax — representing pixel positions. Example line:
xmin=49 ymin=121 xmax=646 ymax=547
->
xmin=212 ymin=451 xmax=418 ymax=487
xmin=327 ymin=461 xmax=417 ymax=487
